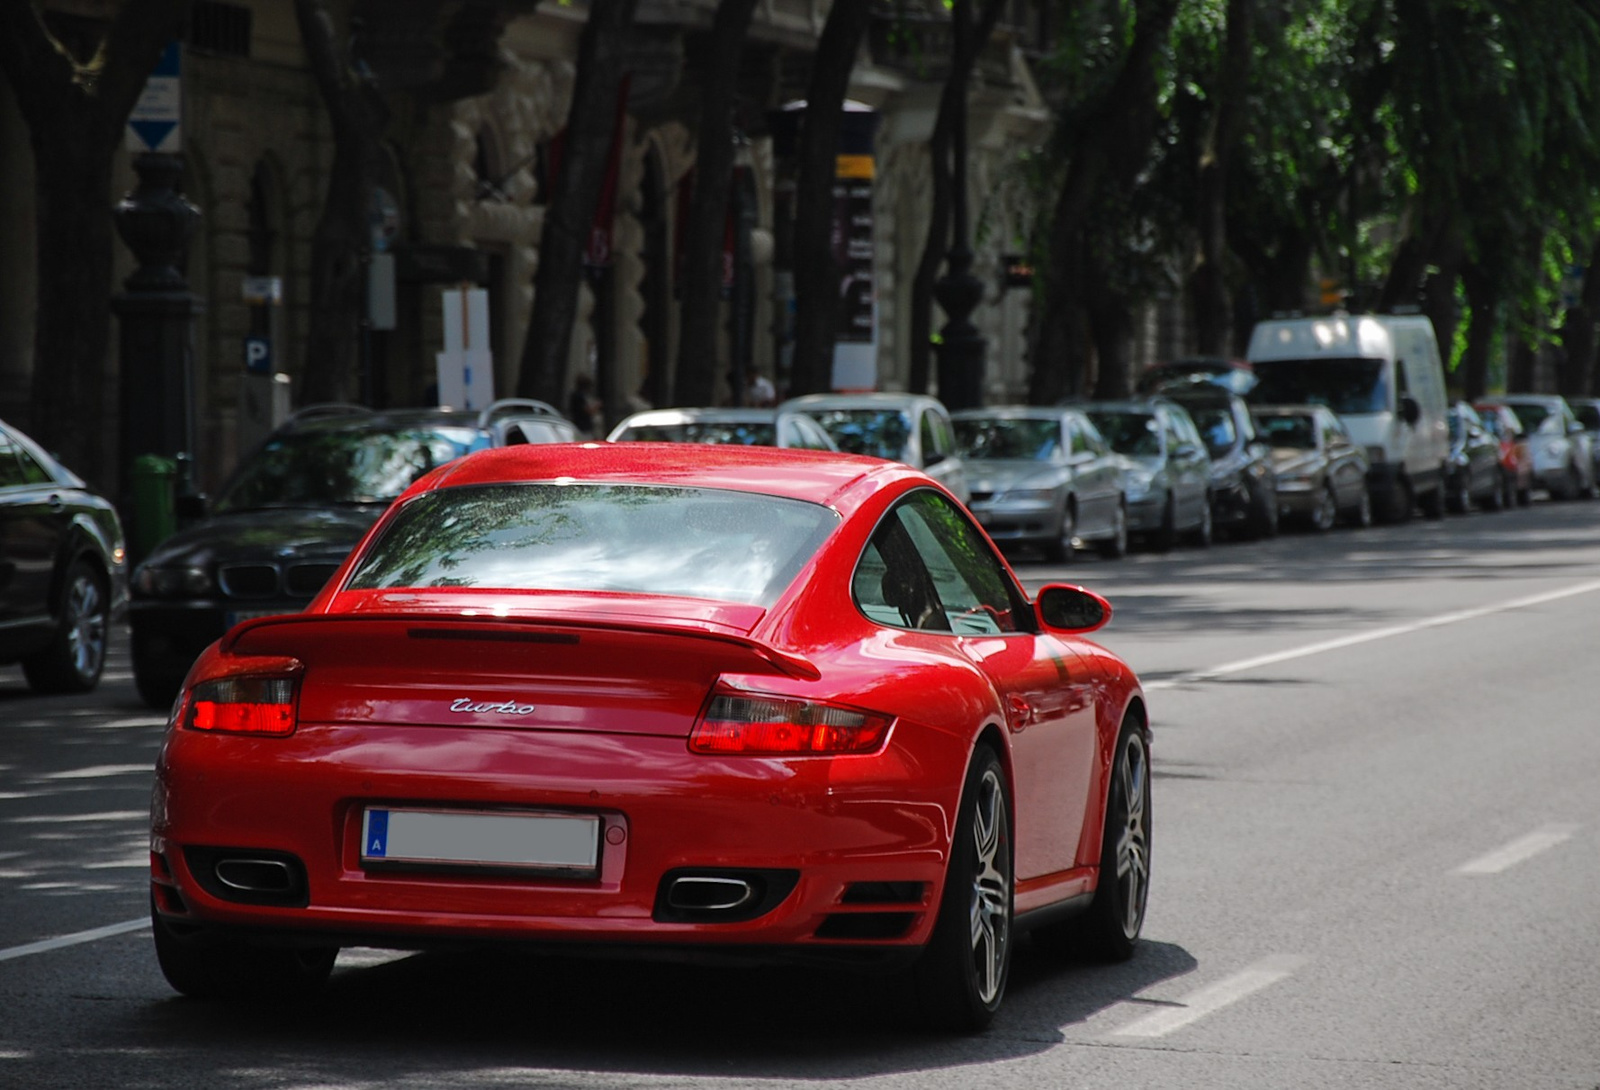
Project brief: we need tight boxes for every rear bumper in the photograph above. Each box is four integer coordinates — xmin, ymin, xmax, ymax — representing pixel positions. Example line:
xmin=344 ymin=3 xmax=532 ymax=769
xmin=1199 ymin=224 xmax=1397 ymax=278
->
xmin=151 ymin=720 xmax=966 ymax=954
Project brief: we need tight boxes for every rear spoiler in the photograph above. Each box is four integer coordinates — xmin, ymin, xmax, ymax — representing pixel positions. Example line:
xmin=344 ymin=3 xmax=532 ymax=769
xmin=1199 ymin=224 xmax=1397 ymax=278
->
xmin=222 ymin=612 xmax=821 ymax=682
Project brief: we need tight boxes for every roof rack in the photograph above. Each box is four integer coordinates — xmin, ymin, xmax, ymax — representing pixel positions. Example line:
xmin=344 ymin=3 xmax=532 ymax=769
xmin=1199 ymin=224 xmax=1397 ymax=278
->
xmin=476 ymin=399 xmax=566 ymax=427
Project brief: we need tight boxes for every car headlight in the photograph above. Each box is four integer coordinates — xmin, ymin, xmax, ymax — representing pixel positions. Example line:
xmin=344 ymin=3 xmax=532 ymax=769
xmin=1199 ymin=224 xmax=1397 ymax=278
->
xmin=135 ymin=564 xmax=214 ymax=597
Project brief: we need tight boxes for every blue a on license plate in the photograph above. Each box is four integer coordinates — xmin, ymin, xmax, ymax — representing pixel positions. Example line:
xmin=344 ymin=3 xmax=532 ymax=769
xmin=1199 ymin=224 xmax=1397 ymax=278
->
xmin=361 ymin=808 xmax=600 ymax=877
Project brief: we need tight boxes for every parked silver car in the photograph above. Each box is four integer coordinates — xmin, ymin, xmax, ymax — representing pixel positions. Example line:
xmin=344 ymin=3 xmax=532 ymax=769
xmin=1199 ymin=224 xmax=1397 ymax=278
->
xmin=606 ymin=407 xmax=838 ymax=450
xmin=952 ymin=406 xmax=1127 ymax=561
xmin=1486 ymin=394 xmax=1597 ymax=500
xmin=778 ymin=392 xmax=969 ymax=502
xmin=1081 ymin=399 xmax=1213 ymax=550
xmin=1252 ymin=404 xmax=1372 ymax=530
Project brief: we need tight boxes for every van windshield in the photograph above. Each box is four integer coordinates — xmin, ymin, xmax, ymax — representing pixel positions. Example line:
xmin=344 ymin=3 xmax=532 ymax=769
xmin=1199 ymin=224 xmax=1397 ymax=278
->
xmin=1248 ymin=358 xmax=1389 ymax=414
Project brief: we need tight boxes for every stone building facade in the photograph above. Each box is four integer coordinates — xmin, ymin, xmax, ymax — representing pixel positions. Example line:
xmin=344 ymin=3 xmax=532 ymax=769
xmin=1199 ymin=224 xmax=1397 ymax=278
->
xmin=0 ymin=0 xmax=1056 ymax=494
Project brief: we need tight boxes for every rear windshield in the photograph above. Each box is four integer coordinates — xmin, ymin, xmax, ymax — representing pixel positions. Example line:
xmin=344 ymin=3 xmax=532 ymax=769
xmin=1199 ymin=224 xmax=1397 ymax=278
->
xmin=807 ymin=409 xmax=913 ymax=461
xmin=346 ymin=483 xmax=839 ymax=607
xmin=1184 ymin=405 xmax=1238 ymax=458
xmin=1249 ymin=358 xmax=1389 ymax=414
xmin=953 ymin=417 xmax=1059 ymax=460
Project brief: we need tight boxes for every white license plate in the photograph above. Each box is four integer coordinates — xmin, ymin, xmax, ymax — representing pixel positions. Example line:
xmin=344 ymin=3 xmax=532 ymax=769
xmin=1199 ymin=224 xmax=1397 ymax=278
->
xmin=361 ymin=808 xmax=600 ymax=876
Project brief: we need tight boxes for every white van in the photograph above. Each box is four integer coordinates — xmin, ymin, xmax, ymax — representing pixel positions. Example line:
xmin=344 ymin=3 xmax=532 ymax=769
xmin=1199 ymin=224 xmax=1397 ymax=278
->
xmin=1245 ymin=314 xmax=1450 ymax=521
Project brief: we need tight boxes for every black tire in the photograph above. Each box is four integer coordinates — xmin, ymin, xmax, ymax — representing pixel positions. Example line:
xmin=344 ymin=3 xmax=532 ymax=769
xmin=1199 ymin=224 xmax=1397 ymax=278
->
xmin=1342 ymin=485 xmax=1374 ymax=529
xmin=1073 ymin=719 xmax=1152 ymax=962
xmin=914 ymin=747 xmax=1012 ymax=1033
xmin=1251 ymin=482 xmax=1279 ymax=539
xmin=1148 ymin=495 xmax=1176 ymax=553
xmin=1043 ymin=502 xmax=1076 ymax=564
xmin=132 ymin=636 xmax=187 ymax=711
xmin=1096 ymin=503 xmax=1129 ymax=560
xmin=1480 ymin=471 xmax=1505 ymax=512
xmin=152 ymin=899 xmax=337 ymax=1000
xmin=1187 ymin=497 xmax=1213 ymax=548
xmin=1309 ymin=482 xmax=1337 ymax=532
xmin=1446 ymin=471 xmax=1470 ymax=514
xmin=21 ymin=560 xmax=109 ymax=694
xmin=1419 ymin=474 xmax=1445 ymax=519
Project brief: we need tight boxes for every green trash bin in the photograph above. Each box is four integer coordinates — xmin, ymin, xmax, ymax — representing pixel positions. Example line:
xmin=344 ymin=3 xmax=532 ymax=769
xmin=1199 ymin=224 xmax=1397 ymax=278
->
xmin=130 ymin=454 xmax=178 ymax=562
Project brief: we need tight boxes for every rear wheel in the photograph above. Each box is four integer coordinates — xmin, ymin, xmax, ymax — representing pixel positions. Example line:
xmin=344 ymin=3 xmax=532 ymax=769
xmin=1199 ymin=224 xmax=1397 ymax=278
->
xmin=1446 ymin=470 xmax=1470 ymax=514
xmin=1187 ymin=497 xmax=1213 ymax=548
xmin=152 ymin=900 xmax=337 ymax=1000
xmin=1076 ymin=721 xmax=1151 ymax=961
xmin=22 ymin=560 xmax=108 ymax=694
xmin=915 ymin=748 xmax=1012 ymax=1033
xmin=1148 ymin=496 xmax=1176 ymax=553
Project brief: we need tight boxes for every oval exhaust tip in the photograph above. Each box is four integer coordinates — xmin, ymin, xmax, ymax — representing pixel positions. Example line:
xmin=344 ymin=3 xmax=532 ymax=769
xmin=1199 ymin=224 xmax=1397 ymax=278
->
xmin=215 ymin=857 xmax=295 ymax=894
xmin=666 ymin=875 xmax=755 ymax=912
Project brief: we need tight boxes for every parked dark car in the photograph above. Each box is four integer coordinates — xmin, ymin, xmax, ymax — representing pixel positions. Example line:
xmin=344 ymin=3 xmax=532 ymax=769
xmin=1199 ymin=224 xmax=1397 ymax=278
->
xmin=1474 ymin=402 xmax=1533 ymax=507
xmin=1161 ymin=385 xmax=1279 ymax=539
xmin=1081 ymin=399 xmax=1213 ymax=550
xmin=0 ymin=418 xmax=128 ymax=693
xmin=128 ymin=401 xmax=578 ymax=708
xmin=1444 ymin=402 xmax=1506 ymax=513
xmin=952 ymin=406 xmax=1128 ymax=561
xmin=1251 ymin=405 xmax=1372 ymax=530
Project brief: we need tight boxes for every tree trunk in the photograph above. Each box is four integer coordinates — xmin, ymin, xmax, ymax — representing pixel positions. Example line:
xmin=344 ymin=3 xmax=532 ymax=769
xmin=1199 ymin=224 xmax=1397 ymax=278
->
xmin=0 ymin=0 xmax=193 ymax=486
xmin=294 ymin=0 xmax=392 ymax=406
xmin=1088 ymin=248 xmax=1133 ymax=399
xmin=1031 ymin=0 xmax=1179 ymax=403
xmin=673 ymin=0 xmax=760 ymax=409
xmin=1028 ymin=229 xmax=1089 ymax=404
xmin=516 ymin=0 xmax=640 ymax=406
xmin=909 ymin=0 xmax=1007 ymax=396
xmin=1421 ymin=225 xmax=1463 ymax=379
xmin=1190 ymin=0 xmax=1252 ymax=356
xmin=787 ymin=1 xmax=872 ymax=396
xmin=1557 ymin=234 xmax=1600 ymax=397
xmin=1458 ymin=260 xmax=1499 ymax=401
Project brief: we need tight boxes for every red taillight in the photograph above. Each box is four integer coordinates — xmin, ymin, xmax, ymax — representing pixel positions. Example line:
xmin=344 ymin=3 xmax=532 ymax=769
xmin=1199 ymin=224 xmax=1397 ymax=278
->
xmin=184 ymin=676 xmax=298 ymax=736
xmin=690 ymin=692 xmax=892 ymax=756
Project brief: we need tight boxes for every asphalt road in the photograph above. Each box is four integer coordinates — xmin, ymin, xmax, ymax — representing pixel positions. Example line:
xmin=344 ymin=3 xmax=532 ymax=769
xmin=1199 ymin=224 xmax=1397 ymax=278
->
xmin=3 ymin=499 xmax=1598 ymax=1089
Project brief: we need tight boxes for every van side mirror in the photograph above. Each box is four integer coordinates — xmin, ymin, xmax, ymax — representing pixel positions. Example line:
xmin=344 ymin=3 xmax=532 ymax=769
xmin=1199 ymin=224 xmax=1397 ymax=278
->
xmin=1400 ymin=396 xmax=1421 ymax=426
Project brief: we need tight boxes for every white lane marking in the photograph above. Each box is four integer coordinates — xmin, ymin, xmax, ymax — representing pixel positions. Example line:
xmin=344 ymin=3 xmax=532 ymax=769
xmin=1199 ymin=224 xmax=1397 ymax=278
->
xmin=1144 ymin=578 xmax=1600 ymax=690
xmin=36 ymin=765 xmax=152 ymax=781
xmin=0 ymin=918 xmax=148 ymax=964
xmin=1454 ymin=823 xmax=1581 ymax=876
xmin=1112 ymin=954 xmax=1307 ymax=1038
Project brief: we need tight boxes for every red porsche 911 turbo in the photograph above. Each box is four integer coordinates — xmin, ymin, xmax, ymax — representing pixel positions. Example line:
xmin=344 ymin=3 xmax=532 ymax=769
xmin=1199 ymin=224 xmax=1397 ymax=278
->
xmin=149 ymin=443 xmax=1150 ymax=1031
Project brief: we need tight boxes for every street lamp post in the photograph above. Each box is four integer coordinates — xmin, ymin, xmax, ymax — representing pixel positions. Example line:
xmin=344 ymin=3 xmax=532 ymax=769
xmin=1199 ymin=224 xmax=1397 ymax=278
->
xmin=933 ymin=0 xmax=986 ymax=412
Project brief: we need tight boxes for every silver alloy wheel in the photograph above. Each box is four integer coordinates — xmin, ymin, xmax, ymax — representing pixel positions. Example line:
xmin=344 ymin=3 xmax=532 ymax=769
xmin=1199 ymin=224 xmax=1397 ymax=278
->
xmin=1312 ymin=483 xmax=1336 ymax=530
xmin=968 ymin=766 xmax=1011 ymax=1005
xmin=1113 ymin=732 xmax=1151 ymax=940
xmin=64 ymin=571 xmax=107 ymax=681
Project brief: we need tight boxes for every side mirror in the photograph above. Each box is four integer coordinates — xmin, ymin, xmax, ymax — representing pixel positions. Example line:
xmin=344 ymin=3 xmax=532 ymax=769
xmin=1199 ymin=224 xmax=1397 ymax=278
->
xmin=1036 ymin=583 xmax=1112 ymax=634
xmin=1400 ymin=396 xmax=1421 ymax=426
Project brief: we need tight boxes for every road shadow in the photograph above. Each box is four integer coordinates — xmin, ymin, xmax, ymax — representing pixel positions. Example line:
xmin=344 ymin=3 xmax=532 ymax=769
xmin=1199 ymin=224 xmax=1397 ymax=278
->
xmin=84 ymin=938 xmax=1197 ymax=1087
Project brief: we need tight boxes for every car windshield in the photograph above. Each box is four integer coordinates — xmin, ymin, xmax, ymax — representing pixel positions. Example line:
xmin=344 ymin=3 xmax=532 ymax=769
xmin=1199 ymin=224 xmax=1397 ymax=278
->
xmin=347 ymin=483 xmax=840 ymax=607
xmin=953 ymin=418 xmax=1059 ymax=460
xmin=1184 ymin=405 xmax=1237 ymax=458
xmin=1573 ymin=404 xmax=1600 ymax=430
xmin=1507 ymin=402 xmax=1553 ymax=433
xmin=808 ymin=409 xmax=913 ymax=460
xmin=617 ymin=421 xmax=777 ymax=446
xmin=1086 ymin=411 xmax=1162 ymax=457
xmin=1248 ymin=358 xmax=1389 ymax=414
xmin=215 ymin=426 xmax=483 ymax=512
xmin=1255 ymin=414 xmax=1316 ymax=449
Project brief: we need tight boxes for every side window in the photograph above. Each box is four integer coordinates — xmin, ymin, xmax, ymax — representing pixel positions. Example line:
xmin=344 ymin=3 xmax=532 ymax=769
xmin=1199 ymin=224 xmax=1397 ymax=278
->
xmin=920 ymin=410 xmax=940 ymax=462
xmin=1069 ymin=418 xmax=1091 ymax=456
xmin=0 ymin=434 xmax=25 ymax=488
xmin=14 ymin=447 xmax=51 ymax=485
xmin=854 ymin=490 xmax=1027 ymax=635
xmin=1079 ymin=415 xmax=1110 ymax=456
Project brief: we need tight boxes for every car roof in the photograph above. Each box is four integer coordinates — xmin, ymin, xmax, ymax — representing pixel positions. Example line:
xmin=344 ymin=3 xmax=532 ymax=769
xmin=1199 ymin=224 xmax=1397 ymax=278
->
xmin=278 ymin=401 xmax=568 ymax=437
xmin=410 ymin=442 xmax=916 ymax=512
xmin=780 ymin=392 xmax=944 ymax=411
xmin=950 ymin=406 xmax=1069 ymax=420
